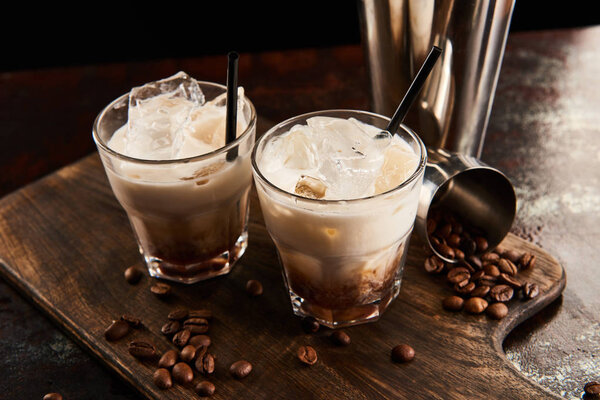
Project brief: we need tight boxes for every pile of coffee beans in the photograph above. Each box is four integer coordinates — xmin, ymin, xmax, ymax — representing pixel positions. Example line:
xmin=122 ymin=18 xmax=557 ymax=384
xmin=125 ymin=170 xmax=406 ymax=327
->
xmin=424 ymin=209 xmax=541 ymax=320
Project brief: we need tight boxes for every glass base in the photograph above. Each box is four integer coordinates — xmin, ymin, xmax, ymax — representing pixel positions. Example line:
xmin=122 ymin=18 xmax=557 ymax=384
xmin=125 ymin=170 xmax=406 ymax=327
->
xmin=145 ymin=232 xmax=248 ymax=284
xmin=288 ymin=278 xmax=401 ymax=328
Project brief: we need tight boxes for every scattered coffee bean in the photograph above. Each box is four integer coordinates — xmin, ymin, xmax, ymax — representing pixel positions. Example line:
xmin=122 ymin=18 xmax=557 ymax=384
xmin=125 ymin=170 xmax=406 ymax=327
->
xmin=424 ymin=255 xmax=445 ymax=274
xmin=246 ymin=279 xmax=263 ymax=296
xmin=104 ymin=319 xmax=130 ymax=341
xmin=497 ymin=258 xmax=518 ymax=276
xmin=522 ymin=282 xmax=540 ymax=299
xmin=502 ymin=249 xmax=522 ymax=264
xmin=43 ymin=393 xmax=63 ymax=400
xmin=183 ymin=318 xmax=209 ymax=334
xmin=519 ymin=253 xmax=536 ymax=270
xmin=481 ymin=252 xmax=500 ymax=264
xmin=447 ymin=267 xmax=470 ymax=284
xmin=470 ymin=285 xmax=490 ymax=298
xmin=490 ymin=284 xmax=514 ymax=302
xmin=458 ymin=260 xmax=475 ymax=273
xmin=436 ymin=242 xmax=455 ymax=259
xmin=461 ymin=238 xmax=477 ymax=257
xmin=150 ymin=282 xmax=172 ymax=298
xmin=454 ymin=248 xmax=465 ymax=260
xmin=161 ymin=320 xmax=181 ymax=336
xmin=158 ymin=349 xmax=179 ymax=369
xmin=172 ymin=362 xmax=194 ymax=384
xmin=172 ymin=329 xmax=191 ymax=347
xmin=128 ymin=341 xmax=157 ymax=359
xmin=188 ymin=309 xmax=213 ymax=320
xmin=168 ymin=308 xmax=189 ymax=321
xmin=297 ymin=345 xmax=318 ymax=365
xmin=464 ymin=297 xmax=488 ymax=314
xmin=120 ymin=314 xmax=142 ymax=328
xmin=189 ymin=334 xmax=211 ymax=348
xmin=180 ymin=344 xmax=198 ymax=363
xmin=455 ymin=281 xmax=476 ymax=295
xmin=230 ymin=360 xmax=252 ymax=379
xmin=196 ymin=380 xmax=216 ymax=397
xmin=153 ymin=368 xmax=172 ymax=390
xmin=584 ymin=381 xmax=600 ymax=396
xmin=471 ymin=270 xmax=485 ymax=281
xmin=301 ymin=316 xmax=320 ymax=334
xmin=498 ymin=273 xmax=523 ymax=288
xmin=483 ymin=264 xmax=500 ymax=277
xmin=486 ymin=302 xmax=509 ymax=320
xmin=391 ymin=344 xmax=415 ymax=363
xmin=477 ymin=274 xmax=497 ymax=286
xmin=442 ymin=296 xmax=464 ymax=311
xmin=195 ymin=352 xmax=216 ymax=376
xmin=331 ymin=330 xmax=351 ymax=346
xmin=467 ymin=255 xmax=482 ymax=270
xmin=124 ymin=266 xmax=142 ymax=284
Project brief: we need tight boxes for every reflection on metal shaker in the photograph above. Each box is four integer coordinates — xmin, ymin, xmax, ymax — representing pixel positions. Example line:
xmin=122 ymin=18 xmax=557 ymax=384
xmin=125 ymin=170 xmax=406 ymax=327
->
xmin=358 ymin=0 xmax=515 ymax=156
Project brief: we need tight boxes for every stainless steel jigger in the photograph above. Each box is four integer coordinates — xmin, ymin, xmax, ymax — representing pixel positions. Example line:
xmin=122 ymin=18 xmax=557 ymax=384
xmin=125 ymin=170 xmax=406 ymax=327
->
xmin=415 ymin=148 xmax=517 ymax=263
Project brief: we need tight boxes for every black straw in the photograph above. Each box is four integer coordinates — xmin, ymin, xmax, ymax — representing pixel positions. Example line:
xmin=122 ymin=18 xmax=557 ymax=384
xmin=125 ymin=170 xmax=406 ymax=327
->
xmin=386 ymin=46 xmax=442 ymax=135
xmin=225 ymin=51 xmax=239 ymax=161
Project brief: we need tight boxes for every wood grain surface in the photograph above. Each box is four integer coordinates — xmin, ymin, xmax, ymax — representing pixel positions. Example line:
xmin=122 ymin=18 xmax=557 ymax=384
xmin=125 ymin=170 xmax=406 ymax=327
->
xmin=0 ymin=151 xmax=565 ymax=399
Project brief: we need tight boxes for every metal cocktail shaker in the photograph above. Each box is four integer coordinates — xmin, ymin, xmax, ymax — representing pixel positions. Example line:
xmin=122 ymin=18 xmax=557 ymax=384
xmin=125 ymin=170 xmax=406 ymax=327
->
xmin=358 ymin=0 xmax=515 ymax=157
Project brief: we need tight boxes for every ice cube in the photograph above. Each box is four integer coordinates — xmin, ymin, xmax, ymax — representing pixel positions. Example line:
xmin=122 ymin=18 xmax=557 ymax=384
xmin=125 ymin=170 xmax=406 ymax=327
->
xmin=126 ymin=72 xmax=205 ymax=160
xmin=374 ymin=139 xmax=419 ymax=194
xmin=295 ymin=175 xmax=327 ymax=199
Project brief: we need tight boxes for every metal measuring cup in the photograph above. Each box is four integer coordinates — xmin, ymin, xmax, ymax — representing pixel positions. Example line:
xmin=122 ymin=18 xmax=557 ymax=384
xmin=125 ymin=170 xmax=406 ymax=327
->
xmin=415 ymin=148 xmax=517 ymax=263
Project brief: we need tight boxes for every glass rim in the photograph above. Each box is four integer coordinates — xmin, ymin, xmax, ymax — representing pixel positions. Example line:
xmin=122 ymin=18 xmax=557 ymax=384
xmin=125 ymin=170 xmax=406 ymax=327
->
xmin=251 ymin=109 xmax=427 ymax=204
xmin=92 ymin=80 xmax=257 ymax=165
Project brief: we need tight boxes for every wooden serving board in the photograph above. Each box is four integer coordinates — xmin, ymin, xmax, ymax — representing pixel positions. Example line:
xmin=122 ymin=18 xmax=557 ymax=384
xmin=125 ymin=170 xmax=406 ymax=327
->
xmin=0 ymin=154 xmax=565 ymax=399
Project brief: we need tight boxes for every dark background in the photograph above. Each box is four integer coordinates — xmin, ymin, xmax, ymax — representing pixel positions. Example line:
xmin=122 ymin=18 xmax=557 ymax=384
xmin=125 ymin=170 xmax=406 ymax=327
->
xmin=2 ymin=1 xmax=599 ymax=72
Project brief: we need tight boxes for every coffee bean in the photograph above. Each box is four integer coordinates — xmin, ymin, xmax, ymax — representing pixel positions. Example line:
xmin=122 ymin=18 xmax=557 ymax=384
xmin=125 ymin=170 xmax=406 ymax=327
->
xmin=188 ymin=309 xmax=213 ymax=320
xmin=442 ymin=296 xmax=464 ymax=311
xmin=502 ymin=249 xmax=522 ymax=264
xmin=497 ymin=258 xmax=518 ymax=276
xmin=447 ymin=233 xmax=461 ymax=248
xmin=519 ymin=253 xmax=536 ymax=270
xmin=436 ymin=242 xmax=455 ymax=259
xmin=297 ymin=345 xmax=318 ymax=365
xmin=455 ymin=281 xmax=476 ymax=295
xmin=128 ymin=341 xmax=157 ymax=359
xmin=481 ymin=252 xmax=500 ymax=264
xmin=424 ymin=255 xmax=445 ymax=274
xmin=464 ymin=297 xmax=488 ymax=314
xmin=172 ymin=362 xmax=194 ymax=384
xmin=189 ymin=334 xmax=211 ymax=348
xmin=180 ymin=344 xmax=198 ymax=363
xmin=183 ymin=318 xmax=209 ymax=334
xmin=331 ymin=330 xmax=351 ymax=346
xmin=195 ymin=352 xmax=216 ymax=376
xmin=246 ymin=279 xmax=263 ymax=296
xmin=467 ymin=255 xmax=482 ymax=270
xmin=230 ymin=360 xmax=252 ymax=379
xmin=391 ymin=344 xmax=415 ymax=363
xmin=153 ymin=368 xmax=172 ymax=390
xmin=483 ymin=264 xmax=501 ymax=277
xmin=124 ymin=266 xmax=142 ymax=284
xmin=43 ymin=393 xmax=63 ymax=400
xmin=426 ymin=218 xmax=437 ymax=235
xmin=150 ymin=282 xmax=171 ymax=298
xmin=490 ymin=284 xmax=514 ymax=302
xmin=584 ymin=381 xmax=600 ymax=396
xmin=498 ymin=273 xmax=523 ymax=288
xmin=477 ymin=274 xmax=497 ymax=286
xmin=470 ymin=285 xmax=490 ymax=298
xmin=104 ymin=319 xmax=130 ymax=341
xmin=522 ymin=282 xmax=540 ymax=299
xmin=161 ymin=320 xmax=181 ymax=336
xmin=471 ymin=270 xmax=485 ymax=281
xmin=458 ymin=260 xmax=475 ymax=273
xmin=447 ymin=267 xmax=470 ymax=284
xmin=486 ymin=302 xmax=509 ymax=320
xmin=168 ymin=308 xmax=189 ymax=321
xmin=461 ymin=238 xmax=477 ymax=256
xmin=158 ymin=349 xmax=179 ymax=369
xmin=301 ymin=316 xmax=320 ymax=333
xmin=172 ymin=329 xmax=191 ymax=347
xmin=120 ymin=314 xmax=142 ymax=328
xmin=436 ymin=223 xmax=453 ymax=238
xmin=474 ymin=236 xmax=488 ymax=253
xmin=196 ymin=380 xmax=216 ymax=397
